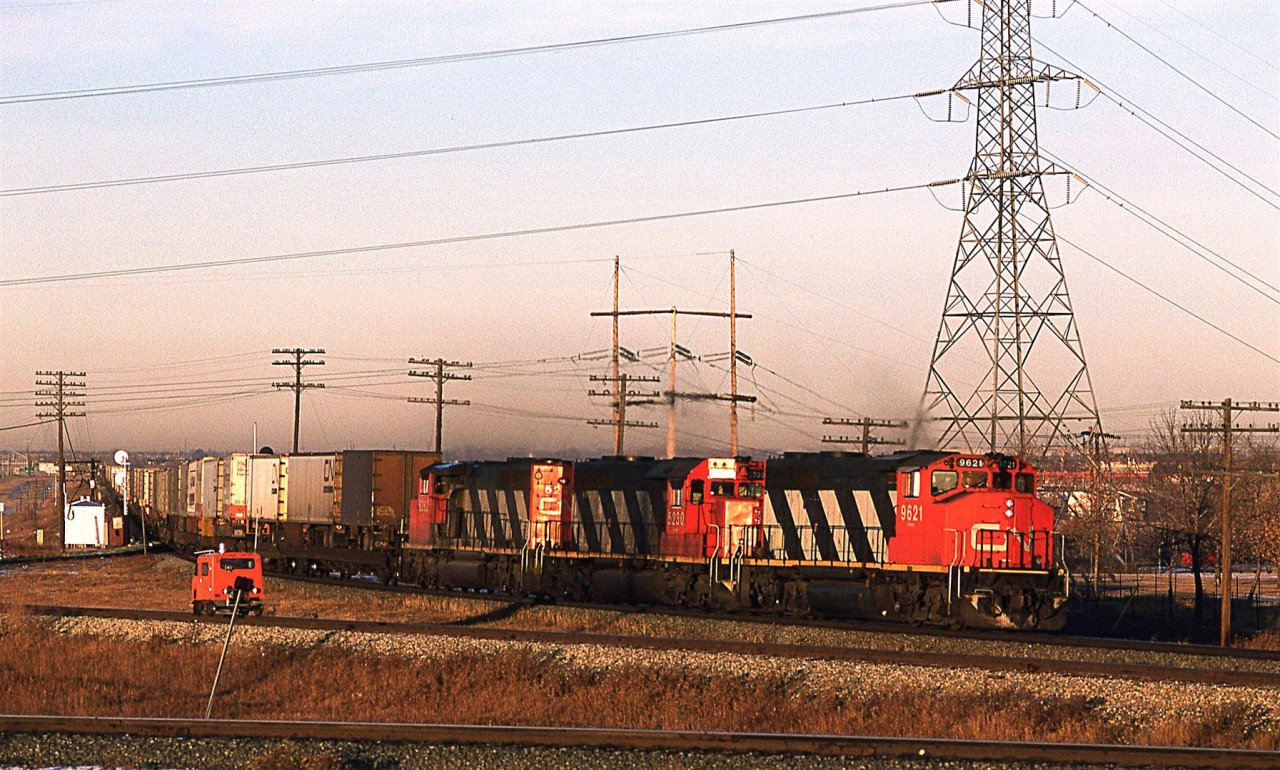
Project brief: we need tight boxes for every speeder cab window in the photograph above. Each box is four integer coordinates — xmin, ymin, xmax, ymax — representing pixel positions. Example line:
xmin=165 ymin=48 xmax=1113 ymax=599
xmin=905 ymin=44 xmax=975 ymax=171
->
xmin=931 ymin=470 xmax=958 ymax=496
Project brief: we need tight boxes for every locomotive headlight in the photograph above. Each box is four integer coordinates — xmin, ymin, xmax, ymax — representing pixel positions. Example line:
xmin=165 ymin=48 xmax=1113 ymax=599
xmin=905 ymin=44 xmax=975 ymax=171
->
xmin=1004 ymin=499 xmax=1015 ymax=518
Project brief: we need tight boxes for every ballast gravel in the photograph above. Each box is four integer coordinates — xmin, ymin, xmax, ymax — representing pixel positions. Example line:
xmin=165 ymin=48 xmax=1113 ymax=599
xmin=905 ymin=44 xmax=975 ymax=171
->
xmin=0 ymin=733 xmax=1154 ymax=770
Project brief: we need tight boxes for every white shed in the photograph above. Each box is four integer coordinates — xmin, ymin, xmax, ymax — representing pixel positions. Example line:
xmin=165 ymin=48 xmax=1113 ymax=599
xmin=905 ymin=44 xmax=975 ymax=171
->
xmin=64 ymin=498 xmax=106 ymax=547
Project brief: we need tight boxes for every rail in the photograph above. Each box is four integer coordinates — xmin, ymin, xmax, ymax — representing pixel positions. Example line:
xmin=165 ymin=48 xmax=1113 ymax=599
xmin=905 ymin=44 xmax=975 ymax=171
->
xmin=0 ymin=715 xmax=1275 ymax=768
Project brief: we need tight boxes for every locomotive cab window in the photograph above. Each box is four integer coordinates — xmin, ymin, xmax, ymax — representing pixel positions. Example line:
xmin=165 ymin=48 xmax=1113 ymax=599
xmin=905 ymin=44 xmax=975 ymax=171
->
xmin=710 ymin=480 xmax=734 ymax=497
xmin=992 ymin=471 xmax=1012 ymax=490
xmin=669 ymin=482 xmax=682 ymax=508
xmin=200 ymin=563 xmax=209 ymax=576
xmin=931 ymin=470 xmax=958 ymax=496
xmin=689 ymin=480 xmax=704 ymax=506
xmin=1015 ymin=473 xmax=1034 ymax=494
xmin=904 ymin=470 xmax=921 ymax=499
xmin=961 ymin=471 xmax=988 ymax=489
xmin=739 ymin=482 xmax=764 ymax=499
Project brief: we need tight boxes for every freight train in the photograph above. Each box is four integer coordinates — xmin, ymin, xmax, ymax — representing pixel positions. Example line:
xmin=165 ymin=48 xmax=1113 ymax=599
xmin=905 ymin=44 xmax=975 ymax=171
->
xmin=134 ymin=448 xmax=1069 ymax=630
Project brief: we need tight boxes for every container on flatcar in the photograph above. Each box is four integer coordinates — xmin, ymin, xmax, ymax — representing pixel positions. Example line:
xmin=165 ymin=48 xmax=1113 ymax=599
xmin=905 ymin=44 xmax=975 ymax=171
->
xmin=279 ymin=454 xmax=336 ymax=524
xmin=335 ymin=450 xmax=441 ymax=528
xmin=248 ymin=455 xmax=281 ymax=523
xmin=224 ymin=453 xmax=251 ymax=522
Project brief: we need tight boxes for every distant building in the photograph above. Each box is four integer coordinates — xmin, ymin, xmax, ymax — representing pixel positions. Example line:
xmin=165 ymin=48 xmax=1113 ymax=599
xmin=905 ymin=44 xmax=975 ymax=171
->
xmin=64 ymin=498 xmax=122 ymax=547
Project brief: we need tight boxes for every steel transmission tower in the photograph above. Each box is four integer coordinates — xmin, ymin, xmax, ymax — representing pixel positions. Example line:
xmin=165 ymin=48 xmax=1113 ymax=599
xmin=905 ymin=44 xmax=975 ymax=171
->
xmin=922 ymin=0 xmax=1102 ymax=457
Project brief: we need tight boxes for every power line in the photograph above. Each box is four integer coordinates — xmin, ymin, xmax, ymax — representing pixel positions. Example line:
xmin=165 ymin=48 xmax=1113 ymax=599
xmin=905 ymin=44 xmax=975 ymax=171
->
xmin=0 ymin=179 xmax=954 ymax=288
xmin=1058 ymin=234 xmax=1280 ymax=365
xmin=1077 ymin=0 xmax=1279 ymax=139
xmin=1035 ymin=38 xmax=1280 ymax=209
xmin=0 ymin=0 xmax=951 ymax=104
xmin=1149 ymin=0 xmax=1279 ymax=74
xmin=1 ymin=93 xmax=927 ymax=196
xmin=1090 ymin=0 xmax=1276 ymax=102
xmin=1075 ymin=0 xmax=1274 ymax=140
xmin=1043 ymin=150 xmax=1280 ymax=304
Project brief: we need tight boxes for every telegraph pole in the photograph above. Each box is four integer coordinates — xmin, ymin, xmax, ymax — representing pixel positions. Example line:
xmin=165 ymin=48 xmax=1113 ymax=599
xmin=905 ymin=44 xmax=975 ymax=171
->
xmin=408 ymin=358 xmax=472 ymax=453
xmin=1181 ymin=399 xmax=1280 ymax=647
xmin=590 ymin=254 xmax=752 ymax=457
xmin=588 ymin=372 xmax=660 ymax=455
xmin=36 ymin=370 xmax=85 ymax=551
xmin=822 ymin=417 xmax=908 ymax=454
xmin=272 ymin=348 xmax=325 ymax=453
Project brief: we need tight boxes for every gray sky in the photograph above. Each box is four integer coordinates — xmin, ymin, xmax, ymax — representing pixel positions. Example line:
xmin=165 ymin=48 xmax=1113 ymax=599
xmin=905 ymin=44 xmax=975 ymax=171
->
xmin=2 ymin=0 xmax=1277 ymax=458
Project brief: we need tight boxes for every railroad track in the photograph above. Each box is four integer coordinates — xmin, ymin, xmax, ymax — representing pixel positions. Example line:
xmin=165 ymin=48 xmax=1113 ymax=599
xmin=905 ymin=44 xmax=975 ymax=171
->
xmin=18 ymin=603 xmax=1280 ymax=689
xmin=0 ymin=543 xmax=149 ymax=567
xmin=79 ymin=549 xmax=1280 ymax=662
xmin=0 ymin=714 xmax=1275 ymax=769
xmin=260 ymin=564 xmax=1280 ymax=663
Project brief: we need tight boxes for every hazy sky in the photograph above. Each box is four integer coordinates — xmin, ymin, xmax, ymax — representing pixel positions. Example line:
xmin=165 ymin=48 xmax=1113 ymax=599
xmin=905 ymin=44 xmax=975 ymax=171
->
xmin=2 ymin=0 xmax=1277 ymax=459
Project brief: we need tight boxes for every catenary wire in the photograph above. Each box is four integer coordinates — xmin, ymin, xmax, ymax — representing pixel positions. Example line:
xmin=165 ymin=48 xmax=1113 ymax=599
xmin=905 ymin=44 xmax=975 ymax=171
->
xmin=0 ymin=1 xmax=952 ymax=104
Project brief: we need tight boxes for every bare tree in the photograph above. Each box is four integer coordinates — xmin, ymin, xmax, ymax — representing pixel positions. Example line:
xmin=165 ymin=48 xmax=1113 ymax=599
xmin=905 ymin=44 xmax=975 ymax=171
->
xmin=1142 ymin=410 xmax=1220 ymax=628
xmin=1235 ymin=441 xmax=1280 ymax=602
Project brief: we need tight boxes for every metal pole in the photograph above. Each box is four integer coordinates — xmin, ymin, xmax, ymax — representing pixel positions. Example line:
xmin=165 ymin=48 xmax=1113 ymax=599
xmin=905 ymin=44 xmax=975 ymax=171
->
xmin=205 ymin=588 xmax=243 ymax=719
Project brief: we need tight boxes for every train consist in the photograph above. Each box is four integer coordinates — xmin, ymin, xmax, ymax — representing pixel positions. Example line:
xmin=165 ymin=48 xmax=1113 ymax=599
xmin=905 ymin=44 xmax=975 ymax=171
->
xmin=134 ymin=449 xmax=1068 ymax=630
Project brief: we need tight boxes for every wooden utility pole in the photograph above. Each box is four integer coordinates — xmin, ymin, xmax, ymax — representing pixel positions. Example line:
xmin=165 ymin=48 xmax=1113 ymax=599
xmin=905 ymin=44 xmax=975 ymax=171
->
xmin=588 ymin=372 xmax=660 ymax=455
xmin=36 ymin=370 xmax=85 ymax=551
xmin=272 ymin=348 xmax=325 ymax=453
xmin=1181 ymin=399 xmax=1280 ymax=647
xmin=408 ymin=358 xmax=472 ymax=453
xmin=822 ymin=417 xmax=908 ymax=454
xmin=729 ymin=250 xmax=739 ymax=455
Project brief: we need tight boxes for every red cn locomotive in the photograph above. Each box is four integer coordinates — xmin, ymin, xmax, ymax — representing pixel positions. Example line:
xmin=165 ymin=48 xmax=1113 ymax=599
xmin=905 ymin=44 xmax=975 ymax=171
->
xmin=398 ymin=451 xmax=1067 ymax=630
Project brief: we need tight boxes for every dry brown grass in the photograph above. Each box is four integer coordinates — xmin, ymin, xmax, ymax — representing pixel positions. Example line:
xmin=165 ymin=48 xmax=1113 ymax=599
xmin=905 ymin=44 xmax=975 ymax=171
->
xmin=1239 ymin=629 xmax=1280 ymax=651
xmin=0 ymin=609 xmax=1276 ymax=751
